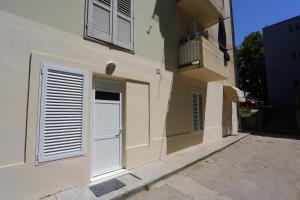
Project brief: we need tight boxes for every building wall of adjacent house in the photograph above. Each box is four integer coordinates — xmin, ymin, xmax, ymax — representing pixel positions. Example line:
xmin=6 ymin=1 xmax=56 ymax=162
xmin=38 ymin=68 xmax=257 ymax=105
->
xmin=0 ymin=0 xmax=237 ymax=199
xmin=263 ymin=16 xmax=300 ymax=109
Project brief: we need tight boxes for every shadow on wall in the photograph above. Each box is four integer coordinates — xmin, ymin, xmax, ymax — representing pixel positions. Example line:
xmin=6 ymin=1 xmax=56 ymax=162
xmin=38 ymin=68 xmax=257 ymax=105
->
xmin=152 ymin=0 xmax=206 ymax=155
xmin=152 ymin=0 xmax=179 ymax=72
xmin=165 ymin=75 xmax=205 ymax=154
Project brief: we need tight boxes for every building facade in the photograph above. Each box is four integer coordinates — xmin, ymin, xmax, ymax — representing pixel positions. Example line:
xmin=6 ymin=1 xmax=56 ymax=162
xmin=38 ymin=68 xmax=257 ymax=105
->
xmin=263 ymin=15 xmax=300 ymax=110
xmin=0 ymin=0 xmax=242 ymax=199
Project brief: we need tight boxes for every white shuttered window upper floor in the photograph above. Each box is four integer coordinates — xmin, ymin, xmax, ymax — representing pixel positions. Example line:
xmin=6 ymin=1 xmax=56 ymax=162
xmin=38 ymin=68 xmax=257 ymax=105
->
xmin=86 ymin=0 xmax=134 ymax=50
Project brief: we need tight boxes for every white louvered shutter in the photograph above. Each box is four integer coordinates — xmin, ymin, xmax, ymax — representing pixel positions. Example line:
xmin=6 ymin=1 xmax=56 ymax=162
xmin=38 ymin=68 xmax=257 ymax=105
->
xmin=192 ymin=93 xmax=204 ymax=133
xmin=198 ymin=95 xmax=204 ymax=131
xmin=113 ymin=0 xmax=133 ymax=50
xmin=87 ymin=0 xmax=113 ymax=43
xmin=38 ymin=64 xmax=89 ymax=163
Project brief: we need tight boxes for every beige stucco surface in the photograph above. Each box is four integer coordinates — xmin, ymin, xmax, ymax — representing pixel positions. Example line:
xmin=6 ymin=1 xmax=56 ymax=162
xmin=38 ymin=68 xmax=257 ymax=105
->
xmin=0 ymin=0 xmax=179 ymax=67
xmin=0 ymin=0 xmax=239 ymax=199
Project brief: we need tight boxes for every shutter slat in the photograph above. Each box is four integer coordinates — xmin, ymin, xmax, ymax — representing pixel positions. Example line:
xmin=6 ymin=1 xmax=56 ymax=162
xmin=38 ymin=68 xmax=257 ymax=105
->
xmin=96 ymin=0 xmax=111 ymax=7
xmin=46 ymin=100 xmax=83 ymax=104
xmin=48 ymin=71 xmax=84 ymax=80
xmin=46 ymin=86 xmax=84 ymax=93
xmin=115 ymin=0 xmax=133 ymax=50
xmin=44 ymin=147 xmax=82 ymax=156
xmin=117 ymin=0 xmax=131 ymax=17
xmin=38 ymin=65 xmax=88 ymax=163
xmin=87 ymin=0 xmax=112 ymax=42
xmin=44 ymin=140 xmax=82 ymax=147
xmin=45 ymin=125 xmax=83 ymax=131
xmin=44 ymin=144 xmax=82 ymax=151
xmin=43 ymin=129 xmax=83 ymax=135
xmin=46 ymin=94 xmax=83 ymax=99
xmin=47 ymin=77 xmax=84 ymax=86
xmin=45 ymin=134 xmax=82 ymax=140
xmin=47 ymin=81 xmax=83 ymax=89
xmin=117 ymin=16 xmax=131 ymax=45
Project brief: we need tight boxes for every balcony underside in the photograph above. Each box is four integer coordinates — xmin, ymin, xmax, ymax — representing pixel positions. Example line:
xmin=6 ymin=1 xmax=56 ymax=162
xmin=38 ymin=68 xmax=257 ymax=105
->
xmin=177 ymin=0 xmax=224 ymax=28
xmin=179 ymin=65 xmax=226 ymax=82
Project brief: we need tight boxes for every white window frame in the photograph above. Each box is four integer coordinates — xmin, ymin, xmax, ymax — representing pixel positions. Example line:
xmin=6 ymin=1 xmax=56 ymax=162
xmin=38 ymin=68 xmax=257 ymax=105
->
xmin=37 ymin=63 xmax=89 ymax=164
xmin=191 ymin=90 xmax=204 ymax=134
xmin=84 ymin=0 xmax=134 ymax=51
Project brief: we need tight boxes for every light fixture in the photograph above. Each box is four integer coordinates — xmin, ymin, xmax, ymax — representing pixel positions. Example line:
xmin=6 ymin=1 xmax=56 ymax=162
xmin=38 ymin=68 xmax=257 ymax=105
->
xmin=106 ymin=62 xmax=116 ymax=75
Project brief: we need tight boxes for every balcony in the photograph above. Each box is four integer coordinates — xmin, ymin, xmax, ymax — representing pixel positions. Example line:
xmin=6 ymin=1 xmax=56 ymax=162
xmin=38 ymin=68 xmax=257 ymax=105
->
xmin=177 ymin=0 xmax=225 ymax=28
xmin=178 ymin=37 xmax=227 ymax=82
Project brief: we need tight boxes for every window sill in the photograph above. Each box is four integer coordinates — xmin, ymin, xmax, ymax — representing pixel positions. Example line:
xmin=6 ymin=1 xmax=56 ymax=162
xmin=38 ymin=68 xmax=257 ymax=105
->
xmin=84 ymin=35 xmax=135 ymax=55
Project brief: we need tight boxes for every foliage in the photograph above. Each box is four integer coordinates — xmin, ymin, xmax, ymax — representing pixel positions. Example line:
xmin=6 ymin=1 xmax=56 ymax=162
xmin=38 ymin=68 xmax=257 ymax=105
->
xmin=239 ymin=107 xmax=253 ymax=118
xmin=239 ymin=107 xmax=258 ymax=118
xmin=236 ymin=32 xmax=266 ymax=101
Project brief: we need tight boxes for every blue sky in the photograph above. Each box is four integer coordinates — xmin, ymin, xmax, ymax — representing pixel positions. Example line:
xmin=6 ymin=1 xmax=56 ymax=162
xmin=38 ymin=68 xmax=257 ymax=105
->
xmin=232 ymin=0 xmax=300 ymax=46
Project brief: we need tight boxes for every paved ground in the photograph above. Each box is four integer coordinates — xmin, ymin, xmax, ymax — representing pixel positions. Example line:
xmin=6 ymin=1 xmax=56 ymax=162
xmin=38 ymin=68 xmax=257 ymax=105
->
xmin=127 ymin=134 xmax=300 ymax=200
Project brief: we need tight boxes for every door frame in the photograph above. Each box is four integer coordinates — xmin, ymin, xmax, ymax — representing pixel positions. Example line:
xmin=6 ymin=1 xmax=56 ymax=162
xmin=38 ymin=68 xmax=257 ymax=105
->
xmin=222 ymin=98 xmax=233 ymax=137
xmin=91 ymin=78 xmax=124 ymax=178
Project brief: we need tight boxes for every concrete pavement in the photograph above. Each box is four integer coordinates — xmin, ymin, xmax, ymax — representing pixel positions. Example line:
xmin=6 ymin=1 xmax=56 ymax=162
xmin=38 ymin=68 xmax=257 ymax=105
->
xmin=44 ymin=133 xmax=249 ymax=200
xmin=128 ymin=134 xmax=300 ymax=200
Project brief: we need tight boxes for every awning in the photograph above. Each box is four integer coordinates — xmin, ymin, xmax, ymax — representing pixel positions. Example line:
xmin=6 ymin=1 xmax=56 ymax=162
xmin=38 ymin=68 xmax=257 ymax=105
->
xmin=223 ymin=85 xmax=245 ymax=103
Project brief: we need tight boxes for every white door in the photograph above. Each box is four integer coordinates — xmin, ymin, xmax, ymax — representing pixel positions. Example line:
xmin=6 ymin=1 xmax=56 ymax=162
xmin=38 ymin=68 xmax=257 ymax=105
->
xmin=92 ymin=80 xmax=122 ymax=177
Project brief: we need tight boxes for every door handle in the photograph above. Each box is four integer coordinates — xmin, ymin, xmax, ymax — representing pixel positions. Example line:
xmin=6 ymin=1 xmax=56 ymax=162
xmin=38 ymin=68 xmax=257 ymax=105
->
xmin=115 ymin=128 xmax=123 ymax=137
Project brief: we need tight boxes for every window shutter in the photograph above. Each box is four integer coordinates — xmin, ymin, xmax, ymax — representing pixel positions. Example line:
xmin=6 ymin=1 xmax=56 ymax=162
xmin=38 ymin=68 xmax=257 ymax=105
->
xmin=87 ymin=0 xmax=113 ymax=43
xmin=38 ymin=64 xmax=89 ymax=163
xmin=113 ymin=0 xmax=133 ymax=50
xmin=192 ymin=94 xmax=199 ymax=133
xmin=198 ymin=95 xmax=204 ymax=130
xmin=192 ymin=93 xmax=204 ymax=133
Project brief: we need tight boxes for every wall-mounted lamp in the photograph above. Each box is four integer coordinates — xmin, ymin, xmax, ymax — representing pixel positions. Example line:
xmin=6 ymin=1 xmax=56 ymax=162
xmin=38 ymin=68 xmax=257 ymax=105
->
xmin=106 ymin=62 xmax=116 ymax=75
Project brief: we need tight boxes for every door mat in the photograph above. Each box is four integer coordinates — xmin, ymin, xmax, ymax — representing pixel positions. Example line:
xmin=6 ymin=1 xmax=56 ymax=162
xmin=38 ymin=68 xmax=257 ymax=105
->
xmin=89 ymin=179 xmax=126 ymax=197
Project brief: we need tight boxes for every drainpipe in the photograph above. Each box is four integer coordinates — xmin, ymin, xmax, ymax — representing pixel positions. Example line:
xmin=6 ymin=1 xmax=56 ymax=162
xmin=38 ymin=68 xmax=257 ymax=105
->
xmin=229 ymin=0 xmax=241 ymax=131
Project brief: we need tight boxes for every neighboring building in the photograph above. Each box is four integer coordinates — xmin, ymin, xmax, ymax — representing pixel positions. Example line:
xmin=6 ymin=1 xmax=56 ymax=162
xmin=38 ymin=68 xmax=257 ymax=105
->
xmin=0 ymin=0 xmax=243 ymax=199
xmin=263 ymin=15 xmax=300 ymax=110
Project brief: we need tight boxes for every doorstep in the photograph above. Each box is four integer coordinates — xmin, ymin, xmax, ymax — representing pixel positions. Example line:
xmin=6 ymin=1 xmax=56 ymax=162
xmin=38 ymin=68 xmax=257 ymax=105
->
xmin=42 ymin=133 xmax=249 ymax=200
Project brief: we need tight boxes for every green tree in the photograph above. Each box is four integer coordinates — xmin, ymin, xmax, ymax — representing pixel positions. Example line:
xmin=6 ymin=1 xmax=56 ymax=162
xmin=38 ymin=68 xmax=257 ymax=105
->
xmin=237 ymin=32 xmax=266 ymax=101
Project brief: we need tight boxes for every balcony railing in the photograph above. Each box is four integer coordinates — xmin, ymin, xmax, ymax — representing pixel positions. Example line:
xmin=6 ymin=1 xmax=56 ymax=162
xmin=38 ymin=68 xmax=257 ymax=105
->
xmin=178 ymin=37 xmax=227 ymax=82
xmin=179 ymin=39 xmax=200 ymax=67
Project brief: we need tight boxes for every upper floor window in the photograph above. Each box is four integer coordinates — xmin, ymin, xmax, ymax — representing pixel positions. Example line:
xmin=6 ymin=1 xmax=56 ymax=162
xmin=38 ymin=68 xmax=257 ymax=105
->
xmin=85 ymin=0 xmax=134 ymax=51
xmin=192 ymin=91 xmax=204 ymax=133
xmin=288 ymin=22 xmax=300 ymax=33
xmin=289 ymin=25 xmax=294 ymax=32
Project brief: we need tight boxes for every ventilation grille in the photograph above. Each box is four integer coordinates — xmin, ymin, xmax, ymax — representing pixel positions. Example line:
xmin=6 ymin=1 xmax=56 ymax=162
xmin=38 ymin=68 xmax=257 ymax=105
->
xmin=118 ymin=0 xmax=131 ymax=17
xmin=38 ymin=66 xmax=87 ymax=163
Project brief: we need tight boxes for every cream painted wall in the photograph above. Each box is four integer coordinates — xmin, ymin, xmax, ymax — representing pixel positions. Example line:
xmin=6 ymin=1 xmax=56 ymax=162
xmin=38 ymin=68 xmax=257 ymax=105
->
xmin=164 ymin=75 xmax=206 ymax=154
xmin=203 ymin=82 xmax=224 ymax=143
xmin=0 ymin=0 xmax=239 ymax=198
xmin=0 ymin=0 xmax=179 ymax=67
xmin=0 ymin=11 xmax=174 ymax=199
xmin=166 ymin=75 xmax=206 ymax=137
xmin=125 ymin=82 xmax=151 ymax=168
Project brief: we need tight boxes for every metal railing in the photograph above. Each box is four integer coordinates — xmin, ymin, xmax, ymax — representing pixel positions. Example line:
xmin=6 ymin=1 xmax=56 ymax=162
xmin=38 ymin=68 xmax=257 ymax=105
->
xmin=178 ymin=39 xmax=201 ymax=67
